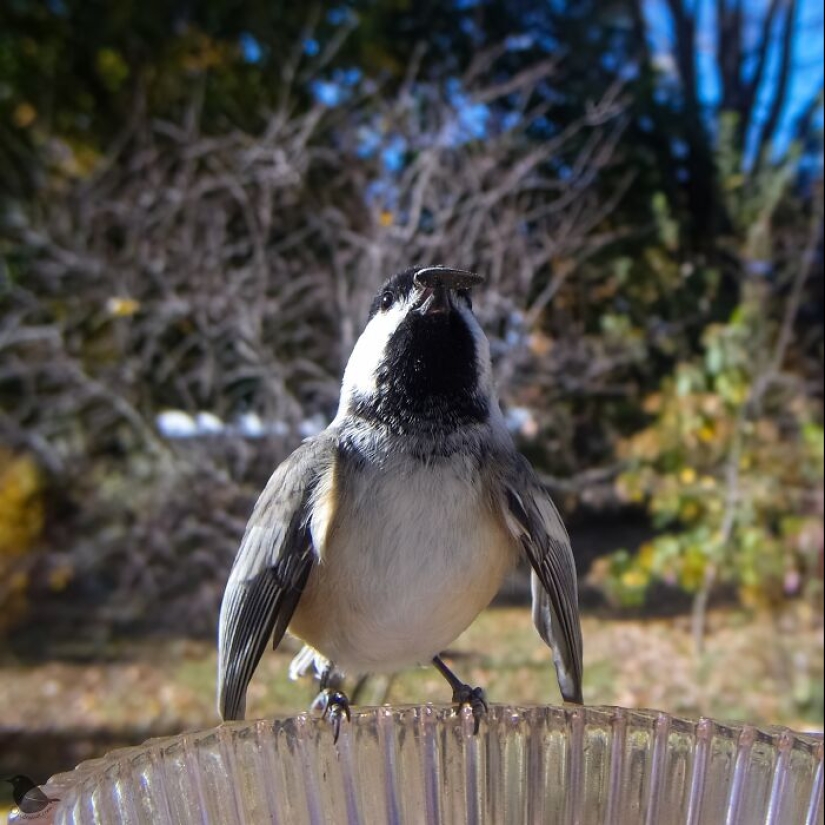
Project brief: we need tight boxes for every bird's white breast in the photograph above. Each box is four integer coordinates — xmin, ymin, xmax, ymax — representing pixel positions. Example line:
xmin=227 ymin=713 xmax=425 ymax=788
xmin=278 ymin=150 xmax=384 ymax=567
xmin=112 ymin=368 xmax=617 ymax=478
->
xmin=289 ymin=450 xmax=517 ymax=674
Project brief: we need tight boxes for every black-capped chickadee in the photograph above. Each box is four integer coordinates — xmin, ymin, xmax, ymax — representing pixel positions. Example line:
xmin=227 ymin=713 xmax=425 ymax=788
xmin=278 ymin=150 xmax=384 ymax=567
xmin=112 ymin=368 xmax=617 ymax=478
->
xmin=4 ymin=775 xmax=59 ymax=814
xmin=218 ymin=266 xmax=583 ymax=737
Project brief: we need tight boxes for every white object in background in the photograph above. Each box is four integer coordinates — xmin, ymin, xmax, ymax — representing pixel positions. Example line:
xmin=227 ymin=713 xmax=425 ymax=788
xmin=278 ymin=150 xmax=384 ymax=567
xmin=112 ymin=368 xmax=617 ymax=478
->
xmin=504 ymin=406 xmax=539 ymax=439
xmin=235 ymin=412 xmax=265 ymax=438
xmin=155 ymin=410 xmax=198 ymax=439
xmin=195 ymin=412 xmax=224 ymax=435
xmin=298 ymin=412 xmax=327 ymax=438
xmin=269 ymin=419 xmax=290 ymax=437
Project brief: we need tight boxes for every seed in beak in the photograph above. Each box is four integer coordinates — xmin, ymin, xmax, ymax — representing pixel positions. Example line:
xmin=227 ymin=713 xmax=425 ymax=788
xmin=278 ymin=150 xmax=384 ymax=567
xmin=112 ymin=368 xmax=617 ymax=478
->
xmin=413 ymin=266 xmax=484 ymax=291
xmin=417 ymin=284 xmax=451 ymax=315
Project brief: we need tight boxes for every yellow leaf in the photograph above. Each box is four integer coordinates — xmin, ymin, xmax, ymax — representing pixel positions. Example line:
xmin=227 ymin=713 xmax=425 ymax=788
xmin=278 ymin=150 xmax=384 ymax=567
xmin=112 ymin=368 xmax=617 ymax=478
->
xmin=96 ymin=48 xmax=130 ymax=91
xmin=637 ymin=542 xmax=656 ymax=570
xmin=698 ymin=425 xmax=715 ymax=443
xmin=642 ymin=393 xmax=662 ymax=414
xmin=680 ymin=551 xmax=706 ymax=591
xmin=679 ymin=467 xmax=697 ymax=485
xmin=620 ymin=568 xmax=648 ymax=588
xmin=106 ymin=297 xmax=141 ymax=317
xmin=680 ymin=501 xmax=700 ymax=521
xmin=8 ymin=571 xmax=28 ymax=594
xmin=0 ymin=450 xmax=44 ymax=558
xmin=527 ymin=331 xmax=553 ymax=357
xmin=12 ymin=102 xmax=37 ymax=129
xmin=49 ymin=565 xmax=73 ymax=592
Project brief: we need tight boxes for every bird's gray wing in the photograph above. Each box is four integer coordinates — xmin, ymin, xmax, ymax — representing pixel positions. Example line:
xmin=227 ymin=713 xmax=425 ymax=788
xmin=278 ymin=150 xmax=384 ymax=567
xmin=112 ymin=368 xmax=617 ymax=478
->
xmin=500 ymin=454 xmax=583 ymax=704
xmin=217 ymin=432 xmax=336 ymax=720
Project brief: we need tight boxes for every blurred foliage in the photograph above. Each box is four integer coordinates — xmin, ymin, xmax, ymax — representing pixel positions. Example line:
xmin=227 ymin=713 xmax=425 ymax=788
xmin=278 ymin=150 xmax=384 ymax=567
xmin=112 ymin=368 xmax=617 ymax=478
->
xmin=604 ymin=299 xmax=823 ymax=608
xmin=0 ymin=449 xmax=44 ymax=632
xmin=0 ymin=0 xmax=822 ymax=637
xmin=597 ymin=61 xmax=824 ymax=614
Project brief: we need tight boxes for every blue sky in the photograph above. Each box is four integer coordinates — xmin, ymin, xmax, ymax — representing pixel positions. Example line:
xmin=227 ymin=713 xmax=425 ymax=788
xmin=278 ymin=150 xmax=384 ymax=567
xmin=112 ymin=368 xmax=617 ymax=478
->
xmin=238 ymin=0 xmax=822 ymax=165
xmin=644 ymin=0 xmax=824 ymax=160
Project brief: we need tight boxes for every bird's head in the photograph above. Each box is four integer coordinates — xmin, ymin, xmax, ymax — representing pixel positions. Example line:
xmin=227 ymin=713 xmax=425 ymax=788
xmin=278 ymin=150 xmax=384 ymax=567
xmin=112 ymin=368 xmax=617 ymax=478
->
xmin=337 ymin=266 xmax=496 ymax=439
xmin=4 ymin=776 xmax=33 ymax=791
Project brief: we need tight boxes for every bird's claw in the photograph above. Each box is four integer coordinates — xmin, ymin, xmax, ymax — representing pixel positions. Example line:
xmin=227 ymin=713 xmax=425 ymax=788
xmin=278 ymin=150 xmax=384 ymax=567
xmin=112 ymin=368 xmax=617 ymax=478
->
xmin=452 ymin=683 xmax=488 ymax=734
xmin=311 ymin=688 xmax=351 ymax=742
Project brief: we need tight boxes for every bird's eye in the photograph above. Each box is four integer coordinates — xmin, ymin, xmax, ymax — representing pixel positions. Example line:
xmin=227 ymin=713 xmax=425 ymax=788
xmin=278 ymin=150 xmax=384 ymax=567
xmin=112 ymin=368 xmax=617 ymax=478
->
xmin=458 ymin=289 xmax=472 ymax=309
xmin=380 ymin=291 xmax=394 ymax=311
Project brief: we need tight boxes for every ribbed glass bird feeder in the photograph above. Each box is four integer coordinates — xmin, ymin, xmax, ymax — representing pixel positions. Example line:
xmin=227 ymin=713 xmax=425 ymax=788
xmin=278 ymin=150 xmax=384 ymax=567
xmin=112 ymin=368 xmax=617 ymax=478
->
xmin=9 ymin=705 xmax=824 ymax=825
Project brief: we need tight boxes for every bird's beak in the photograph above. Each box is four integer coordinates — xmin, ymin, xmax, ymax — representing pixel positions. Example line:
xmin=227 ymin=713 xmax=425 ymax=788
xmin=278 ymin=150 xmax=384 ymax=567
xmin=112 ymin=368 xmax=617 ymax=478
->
xmin=416 ymin=283 xmax=451 ymax=315
xmin=413 ymin=266 xmax=484 ymax=316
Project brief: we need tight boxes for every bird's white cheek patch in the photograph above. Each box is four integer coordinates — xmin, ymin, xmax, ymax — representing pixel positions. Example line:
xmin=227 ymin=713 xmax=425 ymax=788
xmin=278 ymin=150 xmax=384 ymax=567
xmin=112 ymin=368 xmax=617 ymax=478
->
xmin=339 ymin=303 xmax=407 ymax=405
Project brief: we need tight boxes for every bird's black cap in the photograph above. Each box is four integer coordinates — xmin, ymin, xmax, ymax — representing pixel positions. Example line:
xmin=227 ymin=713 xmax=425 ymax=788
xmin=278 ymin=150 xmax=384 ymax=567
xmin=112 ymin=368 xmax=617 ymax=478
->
xmin=4 ymin=774 xmax=59 ymax=813
xmin=369 ymin=266 xmax=483 ymax=319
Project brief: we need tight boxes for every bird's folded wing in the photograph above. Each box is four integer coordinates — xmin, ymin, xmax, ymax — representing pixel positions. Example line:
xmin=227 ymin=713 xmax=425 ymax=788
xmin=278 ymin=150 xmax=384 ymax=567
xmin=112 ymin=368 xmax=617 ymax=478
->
xmin=217 ymin=432 xmax=336 ymax=720
xmin=500 ymin=454 xmax=583 ymax=704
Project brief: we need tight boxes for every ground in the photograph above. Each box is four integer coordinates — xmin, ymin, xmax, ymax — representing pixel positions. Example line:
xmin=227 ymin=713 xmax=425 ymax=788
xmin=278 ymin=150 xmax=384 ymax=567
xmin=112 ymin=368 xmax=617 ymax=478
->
xmin=1 ymin=603 xmax=822 ymax=815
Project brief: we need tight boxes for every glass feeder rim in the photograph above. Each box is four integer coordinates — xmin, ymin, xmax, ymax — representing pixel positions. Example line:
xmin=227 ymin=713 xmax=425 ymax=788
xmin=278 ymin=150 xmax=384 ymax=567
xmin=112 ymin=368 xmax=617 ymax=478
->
xmin=43 ymin=701 xmax=824 ymax=793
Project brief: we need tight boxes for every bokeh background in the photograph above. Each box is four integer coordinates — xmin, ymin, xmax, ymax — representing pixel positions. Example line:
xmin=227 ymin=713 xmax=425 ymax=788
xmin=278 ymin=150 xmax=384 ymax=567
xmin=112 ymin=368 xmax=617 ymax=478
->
xmin=1 ymin=0 xmax=823 ymax=800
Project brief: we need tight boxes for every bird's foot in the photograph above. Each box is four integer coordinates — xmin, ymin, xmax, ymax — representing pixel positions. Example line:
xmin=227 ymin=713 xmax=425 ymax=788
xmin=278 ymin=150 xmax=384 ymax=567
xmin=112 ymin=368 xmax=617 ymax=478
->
xmin=452 ymin=683 xmax=488 ymax=734
xmin=311 ymin=688 xmax=351 ymax=743
xmin=432 ymin=654 xmax=488 ymax=734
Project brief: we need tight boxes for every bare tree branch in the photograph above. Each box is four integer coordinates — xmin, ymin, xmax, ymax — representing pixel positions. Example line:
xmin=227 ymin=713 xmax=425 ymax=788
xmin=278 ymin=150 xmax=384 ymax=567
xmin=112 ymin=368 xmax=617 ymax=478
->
xmin=741 ymin=0 xmax=784 ymax=139
xmin=718 ymin=0 xmax=744 ymax=112
xmin=665 ymin=0 xmax=699 ymax=111
xmin=1 ymin=38 xmax=632 ymax=633
xmin=754 ymin=0 xmax=798 ymax=169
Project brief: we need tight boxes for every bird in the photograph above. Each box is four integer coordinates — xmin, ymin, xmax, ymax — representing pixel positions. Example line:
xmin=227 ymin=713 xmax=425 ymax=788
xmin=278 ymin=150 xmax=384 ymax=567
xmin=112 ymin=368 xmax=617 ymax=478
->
xmin=4 ymin=775 xmax=60 ymax=814
xmin=217 ymin=265 xmax=583 ymax=739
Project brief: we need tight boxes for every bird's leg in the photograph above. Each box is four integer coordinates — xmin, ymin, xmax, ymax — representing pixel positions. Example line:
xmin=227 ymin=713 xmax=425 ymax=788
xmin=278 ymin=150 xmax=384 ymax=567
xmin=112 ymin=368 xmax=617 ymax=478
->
xmin=311 ymin=662 xmax=351 ymax=743
xmin=319 ymin=662 xmax=343 ymax=691
xmin=432 ymin=654 xmax=488 ymax=734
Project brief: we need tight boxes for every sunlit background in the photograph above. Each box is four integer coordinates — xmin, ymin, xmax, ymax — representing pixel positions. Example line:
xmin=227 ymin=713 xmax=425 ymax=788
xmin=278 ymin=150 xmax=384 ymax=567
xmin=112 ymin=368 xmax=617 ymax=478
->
xmin=1 ymin=0 xmax=822 ymax=804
